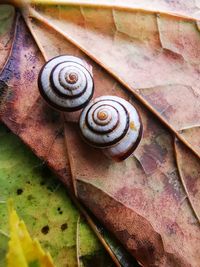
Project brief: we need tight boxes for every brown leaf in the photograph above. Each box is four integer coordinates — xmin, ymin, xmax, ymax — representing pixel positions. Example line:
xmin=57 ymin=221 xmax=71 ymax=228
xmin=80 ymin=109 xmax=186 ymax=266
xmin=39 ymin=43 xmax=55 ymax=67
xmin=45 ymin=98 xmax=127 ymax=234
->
xmin=64 ymin=107 xmax=199 ymax=266
xmin=30 ymin=4 xmax=200 ymax=157
xmin=0 ymin=12 xmax=72 ymax=189
xmin=0 ymin=2 xmax=200 ymax=267
xmin=0 ymin=10 xmax=137 ymax=266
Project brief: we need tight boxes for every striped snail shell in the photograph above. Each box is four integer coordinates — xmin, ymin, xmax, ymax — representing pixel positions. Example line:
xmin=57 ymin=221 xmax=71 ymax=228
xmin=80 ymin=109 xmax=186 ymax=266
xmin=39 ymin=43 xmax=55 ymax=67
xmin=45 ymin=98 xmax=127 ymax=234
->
xmin=79 ymin=96 xmax=143 ymax=161
xmin=38 ymin=55 xmax=94 ymax=111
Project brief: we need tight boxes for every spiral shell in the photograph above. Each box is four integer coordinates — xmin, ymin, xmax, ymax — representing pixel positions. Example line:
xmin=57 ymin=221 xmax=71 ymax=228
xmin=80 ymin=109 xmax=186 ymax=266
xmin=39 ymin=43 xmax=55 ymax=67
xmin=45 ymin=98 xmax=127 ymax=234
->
xmin=38 ymin=55 xmax=94 ymax=111
xmin=79 ymin=96 xmax=143 ymax=161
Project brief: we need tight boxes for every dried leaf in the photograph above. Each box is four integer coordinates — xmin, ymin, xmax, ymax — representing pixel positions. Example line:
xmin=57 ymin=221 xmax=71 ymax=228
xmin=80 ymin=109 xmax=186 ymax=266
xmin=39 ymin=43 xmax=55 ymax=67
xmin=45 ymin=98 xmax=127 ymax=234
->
xmin=0 ymin=124 xmax=118 ymax=267
xmin=0 ymin=2 xmax=200 ymax=267
xmin=31 ymin=4 xmax=200 ymax=142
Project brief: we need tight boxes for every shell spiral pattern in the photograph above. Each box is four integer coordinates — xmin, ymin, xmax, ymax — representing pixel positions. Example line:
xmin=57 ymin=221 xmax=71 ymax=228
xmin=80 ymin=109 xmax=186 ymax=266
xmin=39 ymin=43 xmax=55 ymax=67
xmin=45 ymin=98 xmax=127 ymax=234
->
xmin=38 ymin=55 xmax=94 ymax=111
xmin=79 ymin=96 xmax=143 ymax=161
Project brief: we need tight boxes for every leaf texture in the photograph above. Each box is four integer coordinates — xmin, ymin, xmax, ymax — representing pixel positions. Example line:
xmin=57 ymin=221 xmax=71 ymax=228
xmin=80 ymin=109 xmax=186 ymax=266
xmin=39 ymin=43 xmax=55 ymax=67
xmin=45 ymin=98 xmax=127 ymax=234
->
xmin=31 ymin=4 xmax=200 ymax=137
xmin=0 ymin=2 xmax=200 ymax=267
xmin=0 ymin=124 xmax=119 ymax=267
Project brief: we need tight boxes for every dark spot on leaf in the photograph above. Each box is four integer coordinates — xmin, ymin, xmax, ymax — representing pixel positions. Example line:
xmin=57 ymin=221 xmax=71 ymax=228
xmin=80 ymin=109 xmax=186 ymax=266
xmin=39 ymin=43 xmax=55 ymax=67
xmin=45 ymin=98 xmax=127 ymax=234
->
xmin=60 ymin=223 xmax=68 ymax=231
xmin=41 ymin=225 xmax=49 ymax=235
xmin=17 ymin=188 xmax=23 ymax=195
xmin=57 ymin=207 xmax=63 ymax=214
xmin=58 ymin=130 xmax=64 ymax=138
xmin=166 ymin=222 xmax=178 ymax=235
xmin=40 ymin=181 xmax=45 ymax=186
xmin=14 ymin=71 xmax=21 ymax=80
xmin=27 ymin=194 xmax=34 ymax=201
xmin=23 ymin=69 xmax=35 ymax=82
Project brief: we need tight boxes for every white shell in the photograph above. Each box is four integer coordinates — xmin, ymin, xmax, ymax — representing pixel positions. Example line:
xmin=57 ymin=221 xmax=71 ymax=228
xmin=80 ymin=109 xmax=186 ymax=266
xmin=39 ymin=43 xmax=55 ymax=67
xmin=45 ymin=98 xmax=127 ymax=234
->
xmin=38 ymin=55 xmax=94 ymax=111
xmin=79 ymin=96 xmax=143 ymax=161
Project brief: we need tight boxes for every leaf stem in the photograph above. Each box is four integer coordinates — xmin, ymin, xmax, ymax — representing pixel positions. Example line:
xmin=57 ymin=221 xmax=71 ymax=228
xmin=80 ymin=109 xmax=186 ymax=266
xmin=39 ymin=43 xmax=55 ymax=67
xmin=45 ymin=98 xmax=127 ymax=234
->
xmin=76 ymin=216 xmax=81 ymax=267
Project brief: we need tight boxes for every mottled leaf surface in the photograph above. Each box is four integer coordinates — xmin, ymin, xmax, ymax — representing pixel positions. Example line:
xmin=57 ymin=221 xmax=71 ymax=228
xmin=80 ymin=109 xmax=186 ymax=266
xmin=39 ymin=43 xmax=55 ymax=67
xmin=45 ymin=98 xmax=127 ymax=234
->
xmin=0 ymin=124 xmax=115 ymax=267
xmin=0 ymin=2 xmax=200 ymax=267
xmin=33 ymin=4 xmax=200 ymax=136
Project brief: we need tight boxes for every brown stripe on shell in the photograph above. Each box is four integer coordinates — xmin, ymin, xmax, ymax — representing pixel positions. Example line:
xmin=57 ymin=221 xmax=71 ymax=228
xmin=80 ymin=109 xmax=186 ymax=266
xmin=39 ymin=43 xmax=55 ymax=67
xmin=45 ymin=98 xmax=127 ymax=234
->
xmin=89 ymin=104 xmax=119 ymax=132
xmin=82 ymin=99 xmax=130 ymax=148
xmin=50 ymin=63 xmax=88 ymax=98
xmin=38 ymin=55 xmax=94 ymax=112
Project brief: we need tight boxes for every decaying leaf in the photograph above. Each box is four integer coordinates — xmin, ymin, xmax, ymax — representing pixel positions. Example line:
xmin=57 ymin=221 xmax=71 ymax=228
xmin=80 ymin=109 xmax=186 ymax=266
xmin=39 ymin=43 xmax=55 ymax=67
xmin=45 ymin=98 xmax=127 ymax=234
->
xmin=0 ymin=124 xmax=122 ymax=267
xmin=0 ymin=2 xmax=200 ymax=267
xmin=30 ymin=3 xmax=200 ymax=149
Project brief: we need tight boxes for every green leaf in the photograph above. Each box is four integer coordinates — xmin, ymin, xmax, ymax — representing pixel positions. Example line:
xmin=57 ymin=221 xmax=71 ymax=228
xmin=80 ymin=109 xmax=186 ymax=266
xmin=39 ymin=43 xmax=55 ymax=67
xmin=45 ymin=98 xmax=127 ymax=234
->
xmin=0 ymin=124 xmax=114 ymax=267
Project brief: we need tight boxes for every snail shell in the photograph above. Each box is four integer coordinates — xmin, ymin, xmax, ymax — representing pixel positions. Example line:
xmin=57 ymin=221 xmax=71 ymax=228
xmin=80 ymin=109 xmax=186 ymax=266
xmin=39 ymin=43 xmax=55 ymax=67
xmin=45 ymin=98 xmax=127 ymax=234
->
xmin=38 ymin=55 xmax=94 ymax=111
xmin=79 ymin=96 xmax=143 ymax=161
